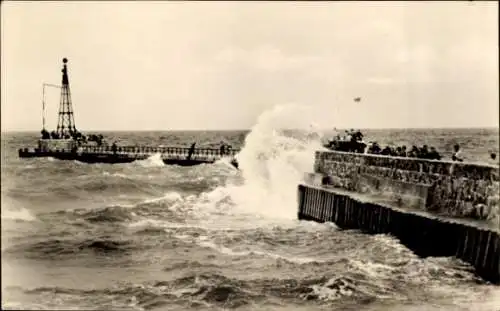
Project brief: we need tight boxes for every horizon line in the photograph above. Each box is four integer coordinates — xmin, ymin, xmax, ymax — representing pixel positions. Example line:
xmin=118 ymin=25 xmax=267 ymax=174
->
xmin=2 ymin=125 xmax=499 ymax=134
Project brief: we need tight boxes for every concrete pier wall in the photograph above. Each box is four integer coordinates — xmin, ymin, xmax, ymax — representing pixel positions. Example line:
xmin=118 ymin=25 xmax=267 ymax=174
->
xmin=297 ymin=184 xmax=500 ymax=284
xmin=313 ymin=151 xmax=499 ymax=226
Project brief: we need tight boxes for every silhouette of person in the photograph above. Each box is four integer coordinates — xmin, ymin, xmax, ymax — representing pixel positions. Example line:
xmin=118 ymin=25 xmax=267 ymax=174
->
xmin=187 ymin=142 xmax=196 ymax=160
xmin=428 ymin=147 xmax=441 ymax=160
xmin=401 ymin=145 xmax=407 ymax=157
xmin=452 ymin=144 xmax=463 ymax=162
xmin=220 ymin=141 xmax=226 ymax=156
xmin=41 ymin=129 xmax=50 ymax=139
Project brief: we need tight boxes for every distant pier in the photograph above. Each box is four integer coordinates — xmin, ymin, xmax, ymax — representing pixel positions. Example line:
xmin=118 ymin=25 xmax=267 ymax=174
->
xmin=18 ymin=58 xmax=239 ymax=168
xmin=19 ymin=142 xmax=239 ymax=167
xmin=298 ymin=150 xmax=500 ymax=284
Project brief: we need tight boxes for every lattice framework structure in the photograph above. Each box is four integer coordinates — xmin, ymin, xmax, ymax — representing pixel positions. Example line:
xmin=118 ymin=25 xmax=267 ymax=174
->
xmin=56 ymin=58 xmax=76 ymax=137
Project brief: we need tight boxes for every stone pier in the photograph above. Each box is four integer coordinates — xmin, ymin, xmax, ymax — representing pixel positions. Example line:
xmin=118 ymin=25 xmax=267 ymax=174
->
xmin=298 ymin=150 xmax=500 ymax=284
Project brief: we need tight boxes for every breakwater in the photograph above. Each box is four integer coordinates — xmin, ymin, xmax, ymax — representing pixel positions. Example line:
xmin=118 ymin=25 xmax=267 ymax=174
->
xmin=19 ymin=140 xmax=239 ymax=167
xmin=299 ymin=150 xmax=500 ymax=284
xmin=313 ymin=150 xmax=500 ymax=225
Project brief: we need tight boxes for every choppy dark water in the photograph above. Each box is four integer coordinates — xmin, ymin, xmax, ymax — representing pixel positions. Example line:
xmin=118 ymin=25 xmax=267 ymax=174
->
xmin=2 ymin=120 xmax=499 ymax=310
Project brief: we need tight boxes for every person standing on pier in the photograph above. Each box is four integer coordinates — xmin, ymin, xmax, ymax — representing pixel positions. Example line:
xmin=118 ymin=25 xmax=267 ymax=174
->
xmin=112 ymin=142 xmax=117 ymax=155
xmin=488 ymin=152 xmax=497 ymax=165
xmin=220 ymin=141 xmax=226 ymax=156
xmin=187 ymin=142 xmax=196 ymax=160
xmin=41 ymin=129 xmax=50 ymax=139
xmin=219 ymin=141 xmax=233 ymax=156
xmin=428 ymin=147 xmax=442 ymax=160
xmin=452 ymin=144 xmax=464 ymax=162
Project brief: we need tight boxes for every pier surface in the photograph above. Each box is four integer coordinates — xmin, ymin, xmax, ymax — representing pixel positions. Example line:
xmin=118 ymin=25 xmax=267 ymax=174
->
xmin=299 ymin=150 xmax=500 ymax=284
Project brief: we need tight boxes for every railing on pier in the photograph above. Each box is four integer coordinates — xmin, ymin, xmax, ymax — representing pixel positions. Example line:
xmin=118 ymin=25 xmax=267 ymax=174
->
xmin=78 ymin=145 xmax=240 ymax=159
xmin=19 ymin=144 xmax=240 ymax=163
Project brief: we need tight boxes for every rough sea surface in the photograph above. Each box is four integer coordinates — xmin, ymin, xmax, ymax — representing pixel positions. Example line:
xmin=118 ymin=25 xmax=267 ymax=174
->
xmin=2 ymin=108 xmax=500 ymax=310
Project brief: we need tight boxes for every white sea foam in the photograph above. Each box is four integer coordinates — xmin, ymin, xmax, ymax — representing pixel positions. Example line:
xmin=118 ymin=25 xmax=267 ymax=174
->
xmin=142 ymin=191 xmax=182 ymax=204
xmin=135 ymin=153 xmax=165 ymax=168
xmin=128 ymin=219 xmax=185 ymax=229
xmin=1 ymin=207 xmax=36 ymax=222
xmin=194 ymin=235 xmax=323 ymax=264
xmin=102 ymin=171 xmax=129 ymax=179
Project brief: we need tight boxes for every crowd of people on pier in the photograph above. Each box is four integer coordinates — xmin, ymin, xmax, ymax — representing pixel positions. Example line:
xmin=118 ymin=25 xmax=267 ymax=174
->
xmin=325 ymin=129 xmax=493 ymax=162
xmin=365 ymin=142 xmax=443 ymax=160
xmin=41 ymin=129 xmax=105 ymax=146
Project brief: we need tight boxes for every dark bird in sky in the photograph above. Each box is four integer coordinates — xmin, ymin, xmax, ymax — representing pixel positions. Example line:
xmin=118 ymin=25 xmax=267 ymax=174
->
xmin=354 ymin=97 xmax=361 ymax=102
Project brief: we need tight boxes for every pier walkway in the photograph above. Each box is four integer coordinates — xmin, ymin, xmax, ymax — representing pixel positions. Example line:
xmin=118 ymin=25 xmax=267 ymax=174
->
xmin=19 ymin=145 xmax=240 ymax=167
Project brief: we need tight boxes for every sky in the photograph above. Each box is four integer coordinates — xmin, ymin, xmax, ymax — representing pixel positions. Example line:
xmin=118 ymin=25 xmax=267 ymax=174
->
xmin=1 ymin=1 xmax=498 ymax=131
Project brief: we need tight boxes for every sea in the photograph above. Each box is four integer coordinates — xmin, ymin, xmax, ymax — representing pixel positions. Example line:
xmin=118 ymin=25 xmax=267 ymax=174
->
xmin=2 ymin=107 xmax=500 ymax=311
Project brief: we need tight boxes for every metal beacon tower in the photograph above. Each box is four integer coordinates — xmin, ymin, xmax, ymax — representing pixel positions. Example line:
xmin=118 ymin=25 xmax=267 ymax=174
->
xmin=56 ymin=58 xmax=77 ymax=138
